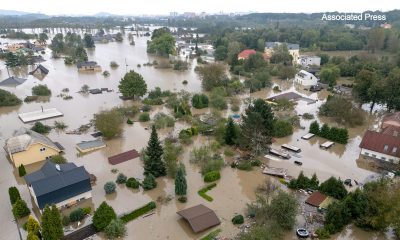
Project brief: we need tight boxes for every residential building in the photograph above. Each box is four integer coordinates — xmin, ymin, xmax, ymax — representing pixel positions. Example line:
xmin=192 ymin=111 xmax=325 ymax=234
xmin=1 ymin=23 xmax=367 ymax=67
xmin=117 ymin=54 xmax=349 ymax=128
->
xmin=297 ymin=55 xmax=321 ymax=67
xmin=177 ymin=204 xmax=220 ymax=233
xmin=77 ymin=61 xmax=102 ymax=72
xmin=238 ymin=49 xmax=256 ymax=60
xmin=6 ymin=43 xmax=24 ymax=52
xmin=382 ymin=112 xmax=400 ymax=130
xmin=360 ymin=130 xmax=400 ymax=164
xmin=4 ymin=128 xmax=63 ymax=167
xmin=294 ymin=70 xmax=318 ymax=86
xmin=305 ymin=191 xmax=334 ymax=209
xmin=29 ymin=64 xmax=49 ymax=76
xmin=24 ymin=161 xmax=92 ymax=209
xmin=265 ymin=42 xmax=300 ymax=64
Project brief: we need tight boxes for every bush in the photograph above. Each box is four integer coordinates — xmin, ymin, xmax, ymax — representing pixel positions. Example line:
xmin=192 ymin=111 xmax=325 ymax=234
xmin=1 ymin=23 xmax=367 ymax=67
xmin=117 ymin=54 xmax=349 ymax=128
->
xmin=198 ymin=183 xmax=217 ymax=202
xmin=0 ymin=89 xmax=21 ymax=107
xmin=94 ymin=109 xmax=124 ymax=138
xmin=178 ymin=196 xmax=187 ymax=203
xmin=142 ymin=174 xmax=157 ymax=190
xmin=182 ymin=80 xmax=188 ymax=85
xmin=142 ymin=105 xmax=151 ymax=112
xmin=104 ymin=219 xmax=126 ymax=239
xmin=154 ymin=113 xmax=175 ymax=129
xmin=31 ymin=122 xmax=51 ymax=134
xmin=143 ymin=97 xmax=164 ymax=105
xmin=69 ymin=208 xmax=85 ymax=222
xmin=120 ymin=201 xmax=156 ymax=223
xmin=54 ymin=121 xmax=68 ymax=130
xmin=104 ymin=181 xmax=117 ymax=194
xmin=116 ymin=173 xmax=127 ymax=184
xmin=302 ymin=113 xmax=314 ymax=120
xmin=18 ymin=164 xmax=26 ymax=177
xmin=204 ymin=171 xmax=221 ymax=182
xmin=127 ymin=118 xmax=133 ymax=125
xmin=110 ymin=61 xmax=119 ymax=68
xmin=192 ymin=94 xmax=209 ymax=109
xmin=319 ymin=96 xmax=364 ymax=127
xmin=139 ymin=113 xmax=150 ymax=122
xmin=93 ymin=202 xmax=117 ymax=231
xmin=12 ymin=199 xmax=30 ymax=218
xmin=319 ymin=177 xmax=348 ymax=199
xmin=273 ymin=119 xmax=293 ymax=137
xmin=126 ymin=178 xmax=140 ymax=189
xmin=62 ymin=215 xmax=70 ymax=226
xmin=32 ymin=84 xmax=51 ymax=96
xmin=315 ymin=228 xmax=331 ymax=239
xmin=50 ymin=155 xmax=66 ymax=164
xmin=8 ymin=187 xmax=21 ymax=205
xmin=82 ymin=207 xmax=91 ymax=215
xmin=236 ymin=161 xmax=253 ymax=171
xmin=232 ymin=214 xmax=244 ymax=224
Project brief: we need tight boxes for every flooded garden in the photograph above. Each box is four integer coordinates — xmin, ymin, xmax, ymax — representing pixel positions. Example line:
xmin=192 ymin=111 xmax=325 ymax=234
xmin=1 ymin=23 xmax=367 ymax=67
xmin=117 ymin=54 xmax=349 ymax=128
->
xmin=0 ymin=28 xmax=397 ymax=240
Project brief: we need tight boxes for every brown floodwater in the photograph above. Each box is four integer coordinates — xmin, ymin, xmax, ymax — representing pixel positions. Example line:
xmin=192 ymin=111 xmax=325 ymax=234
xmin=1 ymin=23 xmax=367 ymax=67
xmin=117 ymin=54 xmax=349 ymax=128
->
xmin=0 ymin=31 xmax=393 ymax=240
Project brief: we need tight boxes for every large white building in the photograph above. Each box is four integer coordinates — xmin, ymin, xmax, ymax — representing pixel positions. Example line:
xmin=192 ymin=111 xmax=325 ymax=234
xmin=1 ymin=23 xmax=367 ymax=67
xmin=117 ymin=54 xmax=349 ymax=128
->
xmin=294 ymin=70 xmax=318 ymax=86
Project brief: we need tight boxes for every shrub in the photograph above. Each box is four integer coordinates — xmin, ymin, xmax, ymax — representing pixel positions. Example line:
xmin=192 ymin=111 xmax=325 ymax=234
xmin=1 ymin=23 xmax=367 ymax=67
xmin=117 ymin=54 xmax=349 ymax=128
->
xmin=102 ymin=70 xmax=110 ymax=77
xmin=82 ymin=207 xmax=91 ymax=215
xmin=315 ymin=228 xmax=330 ymax=239
xmin=204 ymin=171 xmax=221 ymax=182
xmin=18 ymin=164 xmax=26 ymax=177
xmin=8 ymin=187 xmax=21 ymax=205
xmin=94 ymin=109 xmax=124 ymax=138
xmin=273 ymin=119 xmax=293 ymax=137
xmin=142 ymin=105 xmax=151 ymax=112
xmin=12 ymin=199 xmax=30 ymax=218
xmin=50 ymin=155 xmax=66 ymax=164
xmin=62 ymin=215 xmax=70 ymax=226
xmin=104 ymin=181 xmax=117 ymax=194
xmin=319 ymin=177 xmax=348 ymax=199
xmin=93 ymin=202 xmax=117 ymax=231
xmin=110 ymin=61 xmax=119 ymax=68
xmin=236 ymin=161 xmax=253 ymax=171
xmin=69 ymin=208 xmax=85 ymax=222
xmin=178 ymin=196 xmax=187 ymax=203
xmin=31 ymin=122 xmax=51 ymax=134
xmin=143 ymin=98 xmax=163 ymax=105
xmin=120 ymin=201 xmax=156 ymax=223
xmin=116 ymin=173 xmax=127 ymax=184
xmin=192 ymin=94 xmax=209 ymax=109
xmin=142 ymin=174 xmax=157 ymax=190
xmin=302 ymin=113 xmax=314 ymax=120
xmin=182 ymin=80 xmax=188 ymax=84
xmin=232 ymin=214 xmax=244 ymax=224
xmin=126 ymin=178 xmax=140 ymax=189
xmin=127 ymin=118 xmax=133 ymax=125
xmin=154 ymin=113 xmax=175 ymax=129
xmin=198 ymin=183 xmax=217 ymax=202
xmin=139 ymin=112 xmax=150 ymax=122
xmin=32 ymin=84 xmax=51 ymax=96
xmin=0 ymin=89 xmax=21 ymax=107
xmin=104 ymin=219 xmax=126 ymax=239
xmin=54 ymin=121 xmax=68 ymax=130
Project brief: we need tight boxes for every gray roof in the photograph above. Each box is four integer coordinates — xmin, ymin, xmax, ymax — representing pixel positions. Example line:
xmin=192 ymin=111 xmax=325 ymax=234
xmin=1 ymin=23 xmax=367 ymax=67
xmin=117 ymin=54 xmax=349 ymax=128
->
xmin=5 ymin=128 xmax=61 ymax=154
xmin=24 ymin=161 xmax=90 ymax=196
xmin=265 ymin=42 xmax=299 ymax=50
xmin=29 ymin=64 xmax=49 ymax=75
xmin=77 ymin=61 xmax=99 ymax=68
xmin=0 ymin=76 xmax=27 ymax=86
xmin=77 ymin=139 xmax=106 ymax=150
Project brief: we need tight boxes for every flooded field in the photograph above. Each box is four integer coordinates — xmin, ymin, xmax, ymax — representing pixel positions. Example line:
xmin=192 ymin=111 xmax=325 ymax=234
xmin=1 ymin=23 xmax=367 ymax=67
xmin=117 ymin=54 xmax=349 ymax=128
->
xmin=0 ymin=31 xmax=393 ymax=240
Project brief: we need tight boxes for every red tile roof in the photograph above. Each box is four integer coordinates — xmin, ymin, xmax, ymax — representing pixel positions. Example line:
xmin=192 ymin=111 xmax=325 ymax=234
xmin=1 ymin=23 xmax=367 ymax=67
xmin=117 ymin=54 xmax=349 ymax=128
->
xmin=305 ymin=191 xmax=327 ymax=207
xmin=359 ymin=130 xmax=400 ymax=157
xmin=108 ymin=149 xmax=140 ymax=165
xmin=238 ymin=49 xmax=257 ymax=59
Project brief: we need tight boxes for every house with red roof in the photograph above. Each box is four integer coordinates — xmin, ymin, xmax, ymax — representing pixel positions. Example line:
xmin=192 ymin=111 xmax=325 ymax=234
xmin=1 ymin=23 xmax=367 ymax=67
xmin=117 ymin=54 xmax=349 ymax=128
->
xmin=238 ymin=49 xmax=257 ymax=60
xmin=359 ymin=112 xmax=400 ymax=164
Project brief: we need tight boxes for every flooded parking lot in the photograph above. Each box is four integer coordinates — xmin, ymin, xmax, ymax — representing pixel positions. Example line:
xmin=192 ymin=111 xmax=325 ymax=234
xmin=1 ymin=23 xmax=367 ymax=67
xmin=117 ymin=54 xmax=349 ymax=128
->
xmin=0 ymin=31 xmax=393 ymax=240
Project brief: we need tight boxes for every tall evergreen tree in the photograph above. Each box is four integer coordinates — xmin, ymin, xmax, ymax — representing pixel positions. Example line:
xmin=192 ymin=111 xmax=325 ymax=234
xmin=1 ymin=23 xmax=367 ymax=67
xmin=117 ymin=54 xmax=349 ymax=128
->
xmin=175 ymin=166 xmax=187 ymax=196
xmin=93 ymin=201 xmax=117 ymax=231
xmin=225 ymin=117 xmax=237 ymax=145
xmin=144 ymin=125 xmax=166 ymax=177
xmin=41 ymin=205 xmax=63 ymax=240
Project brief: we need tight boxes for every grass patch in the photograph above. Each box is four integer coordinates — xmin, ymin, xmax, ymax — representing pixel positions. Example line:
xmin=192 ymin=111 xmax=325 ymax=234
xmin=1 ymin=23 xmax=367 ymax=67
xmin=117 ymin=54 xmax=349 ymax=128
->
xmin=200 ymin=229 xmax=222 ymax=240
xmin=120 ymin=201 xmax=156 ymax=223
xmin=198 ymin=183 xmax=217 ymax=202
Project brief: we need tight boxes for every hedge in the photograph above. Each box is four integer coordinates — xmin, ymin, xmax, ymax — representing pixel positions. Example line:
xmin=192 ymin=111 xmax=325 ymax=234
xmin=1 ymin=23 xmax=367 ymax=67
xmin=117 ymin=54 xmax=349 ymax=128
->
xmin=198 ymin=183 xmax=217 ymax=202
xmin=203 ymin=171 xmax=220 ymax=182
xmin=120 ymin=201 xmax=156 ymax=223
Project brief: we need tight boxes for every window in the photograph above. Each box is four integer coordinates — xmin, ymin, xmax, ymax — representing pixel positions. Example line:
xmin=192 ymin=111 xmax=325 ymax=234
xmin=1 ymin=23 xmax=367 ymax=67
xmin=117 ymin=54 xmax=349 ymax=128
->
xmin=372 ymin=154 xmax=376 ymax=158
xmin=393 ymin=147 xmax=397 ymax=153
xmin=364 ymin=152 xmax=369 ymax=156
xmin=384 ymin=145 xmax=389 ymax=152
xmin=381 ymin=157 xmax=386 ymax=160
xmin=39 ymin=147 xmax=46 ymax=152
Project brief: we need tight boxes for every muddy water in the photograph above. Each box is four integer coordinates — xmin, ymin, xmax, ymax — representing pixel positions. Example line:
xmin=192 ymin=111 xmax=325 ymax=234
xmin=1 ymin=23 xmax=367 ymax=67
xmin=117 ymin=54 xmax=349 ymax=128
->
xmin=0 ymin=32 xmax=391 ymax=240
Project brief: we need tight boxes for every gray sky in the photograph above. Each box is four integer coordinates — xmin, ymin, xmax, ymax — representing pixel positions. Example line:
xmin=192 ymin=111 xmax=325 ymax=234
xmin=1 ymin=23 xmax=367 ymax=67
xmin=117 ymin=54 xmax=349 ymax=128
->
xmin=2 ymin=0 xmax=398 ymax=15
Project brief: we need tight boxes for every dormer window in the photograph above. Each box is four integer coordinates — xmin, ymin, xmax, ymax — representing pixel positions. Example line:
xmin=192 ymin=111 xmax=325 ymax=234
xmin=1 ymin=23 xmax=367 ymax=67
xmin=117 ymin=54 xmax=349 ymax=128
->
xmin=40 ymin=147 xmax=46 ymax=152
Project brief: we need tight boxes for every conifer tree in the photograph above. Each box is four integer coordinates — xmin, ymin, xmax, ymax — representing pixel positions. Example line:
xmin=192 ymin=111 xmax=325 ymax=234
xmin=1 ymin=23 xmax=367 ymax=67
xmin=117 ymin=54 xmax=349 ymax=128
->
xmin=144 ymin=125 xmax=166 ymax=177
xmin=225 ymin=117 xmax=237 ymax=145
xmin=175 ymin=166 xmax=187 ymax=196
xmin=41 ymin=205 xmax=63 ymax=240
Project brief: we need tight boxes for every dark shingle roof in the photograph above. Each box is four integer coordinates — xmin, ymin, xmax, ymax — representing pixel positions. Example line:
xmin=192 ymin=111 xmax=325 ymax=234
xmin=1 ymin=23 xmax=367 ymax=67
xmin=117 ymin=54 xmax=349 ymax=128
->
xmin=265 ymin=42 xmax=299 ymax=50
xmin=177 ymin=204 xmax=220 ymax=233
xmin=29 ymin=64 xmax=49 ymax=75
xmin=0 ymin=76 xmax=26 ymax=86
xmin=24 ymin=161 xmax=90 ymax=197
xmin=77 ymin=61 xmax=98 ymax=68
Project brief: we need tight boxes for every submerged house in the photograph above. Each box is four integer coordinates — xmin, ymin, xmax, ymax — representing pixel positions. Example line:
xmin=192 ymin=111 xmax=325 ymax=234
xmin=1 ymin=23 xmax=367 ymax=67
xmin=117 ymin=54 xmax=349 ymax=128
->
xmin=177 ymin=204 xmax=220 ymax=233
xmin=77 ymin=61 xmax=101 ymax=72
xmin=265 ymin=42 xmax=299 ymax=64
xmin=359 ymin=112 xmax=400 ymax=164
xmin=4 ymin=128 xmax=63 ymax=167
xmin=24 ymin=161 xmax=92 ymax=209
xmin=29 ymin=64 xmax=49 ymax=76
xmin=294 ymin=70 xmax=318 ymax=86
xmin=0 ymin=76 xmax=27 ymax=86
xmin=297 ymin=55 xmax=321 ymax=67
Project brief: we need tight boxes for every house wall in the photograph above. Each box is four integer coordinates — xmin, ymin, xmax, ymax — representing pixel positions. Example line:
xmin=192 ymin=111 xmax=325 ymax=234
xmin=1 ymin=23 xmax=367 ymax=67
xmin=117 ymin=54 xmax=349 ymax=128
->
xmin=298 ymin=57 xmax=321 ymax=66
xmin=360 ymin=148 xmax=400 ymax=164
xmin=55 ymin=191 xmax=92 ymax=209
xmin=11 ymin=143 xmax=60 ymax=167
xmin=295 ymin=73 xmax=318 ymax=86
xmin=78 ymin=66 xmax=102 ymax=72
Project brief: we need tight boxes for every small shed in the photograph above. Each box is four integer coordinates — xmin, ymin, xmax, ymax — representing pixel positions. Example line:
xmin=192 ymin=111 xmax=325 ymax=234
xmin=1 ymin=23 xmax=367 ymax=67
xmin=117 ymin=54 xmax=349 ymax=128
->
xmin=76 ymin=139 xmax=106 ymax=153
xmin=305 ymin=191 xmax=327 ymax=208
xmin=177 ymin=204 xmax=220 ymax=233
xmin=108 ymin=149 xmax=140 ymax=165
xmin=29 ymin=64 xmax=49 ymax=75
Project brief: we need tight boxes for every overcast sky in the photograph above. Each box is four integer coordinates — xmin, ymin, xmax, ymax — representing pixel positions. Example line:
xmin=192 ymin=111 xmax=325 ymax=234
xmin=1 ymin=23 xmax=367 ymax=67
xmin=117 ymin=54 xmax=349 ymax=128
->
xmin=2 ymin=0 xmax=398 ymax=15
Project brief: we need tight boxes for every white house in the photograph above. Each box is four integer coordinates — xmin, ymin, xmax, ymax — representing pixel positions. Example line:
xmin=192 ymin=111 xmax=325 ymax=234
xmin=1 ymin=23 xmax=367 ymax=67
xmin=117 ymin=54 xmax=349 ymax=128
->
xmin=359 ymin=130 xmax=400 ymax=164
xmin=294 ymin=70 xmax=318 ymax=86
xmin=297 ymin=55 xmax=321 ymax=67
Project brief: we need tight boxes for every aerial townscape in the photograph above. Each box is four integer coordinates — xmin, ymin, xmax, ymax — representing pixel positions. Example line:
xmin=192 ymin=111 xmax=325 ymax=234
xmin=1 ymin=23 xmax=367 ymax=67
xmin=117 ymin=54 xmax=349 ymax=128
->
xmin=0 ymin=1 xmax=400 ymax=240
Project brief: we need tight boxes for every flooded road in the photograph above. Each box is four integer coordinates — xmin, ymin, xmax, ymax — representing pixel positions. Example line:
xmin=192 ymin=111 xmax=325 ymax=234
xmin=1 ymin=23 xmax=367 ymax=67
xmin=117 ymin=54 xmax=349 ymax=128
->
xmin=0 ymin=31 xmax=392 ymax=240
